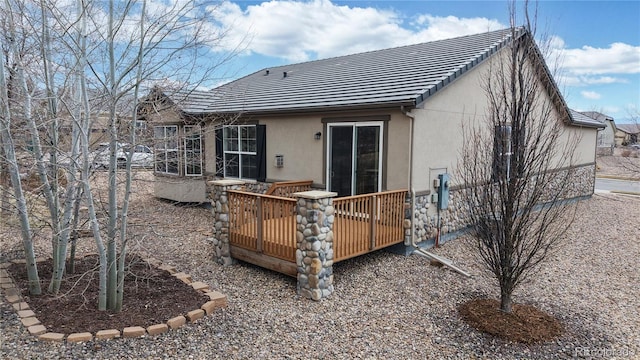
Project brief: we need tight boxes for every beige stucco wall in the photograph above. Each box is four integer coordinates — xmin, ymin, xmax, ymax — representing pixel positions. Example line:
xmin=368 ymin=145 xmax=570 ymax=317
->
xmin=410 ymin=49 xmax=598 ymax=194
xmin=260 ymin=114 xmax=325 ymax=184
xmin=203 ymin=122 xmax=216 ymax=174
xmin=154 ymin=176 xmax=207 ymax=202
xmin=150 ymin=107 xmax=411 ymax=202
xmin=597 ymin=121 xmax=616 ymax=147
xmin=257 ymin=109 xmax=411 ymax=191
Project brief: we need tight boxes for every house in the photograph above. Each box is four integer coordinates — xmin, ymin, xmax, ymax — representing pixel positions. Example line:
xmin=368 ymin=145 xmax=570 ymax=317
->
xmin=615 ymin=123 xmax=640 ymax=145
xmin=581 ymin=111 xmax=617 ymax=153
xmin=142 ymin=28 xmax=603 ymax=299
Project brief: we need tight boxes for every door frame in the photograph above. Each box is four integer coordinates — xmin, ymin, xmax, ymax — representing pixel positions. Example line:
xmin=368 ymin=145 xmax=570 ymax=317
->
xmin=326 ymin=121 xmax=384 ymax=196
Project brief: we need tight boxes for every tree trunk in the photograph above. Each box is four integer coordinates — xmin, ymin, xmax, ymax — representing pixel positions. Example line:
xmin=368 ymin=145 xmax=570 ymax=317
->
xmin=0 ymin=16 xmax=41 ymax=295
xmin=500 ymin=289 xmax=513 ymax=313
xmin=67 ymin=186 xmax=84 ymax=274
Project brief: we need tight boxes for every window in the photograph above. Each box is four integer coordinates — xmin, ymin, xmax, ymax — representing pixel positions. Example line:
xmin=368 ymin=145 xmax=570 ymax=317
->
xmin=493 ymin=125 xmax=512 ymax=181
xmin=223 ymin=125 xmax=257 ymax=179
xmin=493 ymin=124 xmax=526 ymax=181
xmin=215 ymin=124 xmax=266 ymax=181
xmin=184 ymin=125 xmax=202 ymax=176
xmin=154 ymin=125 xmax=178 ymax=174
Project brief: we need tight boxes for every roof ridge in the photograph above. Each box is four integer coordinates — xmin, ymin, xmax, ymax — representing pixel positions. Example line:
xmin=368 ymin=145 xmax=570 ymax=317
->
xmin=218 ymin=27 xmax=520 ymax=91
xmin=161 ymin=27 xmax=531 ymax=114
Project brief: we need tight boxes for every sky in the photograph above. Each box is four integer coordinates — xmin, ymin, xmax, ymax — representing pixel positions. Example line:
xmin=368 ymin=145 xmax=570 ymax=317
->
xmin=204 ymin=0 xmax=640 ymax=123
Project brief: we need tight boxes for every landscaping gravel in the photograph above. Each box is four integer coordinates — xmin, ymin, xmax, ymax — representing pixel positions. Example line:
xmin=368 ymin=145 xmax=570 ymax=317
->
xmin=1 ymin=172 xmax=638 ymax=359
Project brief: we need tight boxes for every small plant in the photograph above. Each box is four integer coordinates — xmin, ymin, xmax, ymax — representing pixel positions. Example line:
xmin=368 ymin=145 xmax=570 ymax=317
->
xmin=621 ymin=150 xmax=632 ymax=158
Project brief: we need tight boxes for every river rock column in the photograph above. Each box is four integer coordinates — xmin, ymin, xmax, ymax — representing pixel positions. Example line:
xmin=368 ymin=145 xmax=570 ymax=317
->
xmin=293 ymin=190 xmax=338 ymax=301
xmin=208 ymin=179 xmax=245 ymax=266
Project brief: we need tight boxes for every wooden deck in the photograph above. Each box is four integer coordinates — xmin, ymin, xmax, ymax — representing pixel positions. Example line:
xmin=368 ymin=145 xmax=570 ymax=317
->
xmin=227 ymin=189 xmax=407 ymax=276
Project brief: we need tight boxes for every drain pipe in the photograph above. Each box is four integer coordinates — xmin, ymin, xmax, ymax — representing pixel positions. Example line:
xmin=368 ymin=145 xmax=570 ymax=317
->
xmin=401 ymin=106 xmax=417 ymax=248
xmin=401 ymin=106 xmax=470 ymax=277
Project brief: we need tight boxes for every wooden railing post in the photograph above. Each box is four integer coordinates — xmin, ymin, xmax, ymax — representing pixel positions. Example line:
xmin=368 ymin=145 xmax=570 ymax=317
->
xmin=370 ymin=195 xmax=377 ymax=250
xmin=293 ymin=190 xmax=338 ymax=301
xmin=208 ymin=179 xmax=245 ymax=266
xmin=256 ymin=196 xmax=263 ymax=253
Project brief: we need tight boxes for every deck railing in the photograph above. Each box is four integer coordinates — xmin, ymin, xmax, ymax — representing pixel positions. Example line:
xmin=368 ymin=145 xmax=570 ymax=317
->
xmin=265 ymin=180 xmax=313 ymax=198
xmin=227 ymin=188 xmax=407 ymax=265
xmin=227 ymin=190 xmax=297 ymax=262
xmin=333 ymin=190 xmax=407 ymax=262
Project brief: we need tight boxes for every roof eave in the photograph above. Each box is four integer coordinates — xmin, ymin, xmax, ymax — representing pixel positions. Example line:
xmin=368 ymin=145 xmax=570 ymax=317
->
xmin=573 ymin=121 xmax=606 ymax=129
xmin=189 ymin=99 xmax=417 ymax=117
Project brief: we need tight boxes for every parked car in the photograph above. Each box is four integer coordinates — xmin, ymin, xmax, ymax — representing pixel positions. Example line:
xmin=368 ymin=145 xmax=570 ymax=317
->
xmin=122 ymin=144 xmax=153 ymax=168
xmin=630 ymin=144 xmax=640 ymax=150
xmin=92 ymin=143 xmax=153 ymax=169
xmin=92 ymin=142 xmax=125 ymax=169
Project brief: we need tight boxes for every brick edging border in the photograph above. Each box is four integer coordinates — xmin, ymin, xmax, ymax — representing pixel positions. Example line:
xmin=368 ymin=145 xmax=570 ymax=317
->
xmin=0 ymin=257 xmax=227 ymax=343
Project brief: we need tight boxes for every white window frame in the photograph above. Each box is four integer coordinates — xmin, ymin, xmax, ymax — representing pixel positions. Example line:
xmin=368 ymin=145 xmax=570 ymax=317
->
xmin=495 ymin=125 xmax=512 ymax=180
xmin=223 ymin=125 xmax=257 ymax=180
xmin=184 ymin=125 xmax=203 ymax=176
xmin=154 ymin=125 xmax=179 ymax=175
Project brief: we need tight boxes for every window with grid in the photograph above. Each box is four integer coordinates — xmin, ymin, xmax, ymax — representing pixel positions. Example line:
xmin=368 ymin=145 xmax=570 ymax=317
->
xmin=154 ymin=125 xmax=179 ymax=174
xmin=223 ymin=125 xmax=257 ymax=179
xmin=184 ymin=125 xmax=203 ymax=176
xmin=492 ymin=125 xmax=512 ymax=181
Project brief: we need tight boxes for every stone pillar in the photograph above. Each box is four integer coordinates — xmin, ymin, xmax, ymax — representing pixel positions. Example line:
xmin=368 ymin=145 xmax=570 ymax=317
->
xmin=403 ymin=192 xmax=413 ymax=245
xmin=293 ymin=190 xmax=338 ymax=301
xmin=208 ymin=179 xmax=245 ymax=266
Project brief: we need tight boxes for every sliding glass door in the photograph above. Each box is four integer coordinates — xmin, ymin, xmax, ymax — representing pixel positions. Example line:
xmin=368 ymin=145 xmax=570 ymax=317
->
xmin=328 ymin=122 xmax=382 ymax=197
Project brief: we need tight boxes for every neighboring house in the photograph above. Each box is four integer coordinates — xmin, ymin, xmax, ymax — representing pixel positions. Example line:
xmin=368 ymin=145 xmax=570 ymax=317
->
xmin=615 ymin=123 xmax=640 ymax=145
xmin=142 ymin=27 xmax=603 ymax=245
xmin=581 ymin=111 xmax=617 ymax=152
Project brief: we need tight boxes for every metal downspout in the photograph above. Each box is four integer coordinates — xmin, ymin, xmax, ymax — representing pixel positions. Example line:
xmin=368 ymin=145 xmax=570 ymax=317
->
xmin=401 ymin=106 xmax=470 ymax=277
xmin=400 ymin=106 xmax=417 ymax=248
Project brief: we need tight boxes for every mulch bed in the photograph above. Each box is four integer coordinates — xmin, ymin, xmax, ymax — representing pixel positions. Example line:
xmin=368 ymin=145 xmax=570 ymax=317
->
xmin=458 ymin=298 xmax=563 ymax=344
xmin=8 ymin=255 xmax=208 ymax=334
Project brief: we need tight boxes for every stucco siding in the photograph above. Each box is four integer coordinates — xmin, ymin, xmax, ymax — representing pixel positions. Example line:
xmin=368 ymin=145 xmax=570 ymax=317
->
xmin=203 ymin=122 xmax=216 ymax=174
xmin=154 ymin=176 xmax=207 ymax=202
xmin=256 ymin=110 xmax=410 ymax=191
xmin=410 ymin=49 xmax=598 ymax=194
xmin=411 ymin=53 xmax=489 ymax=192
xmin=261 ymin=115 xmax=325 ymax=184
xmin=385 ymin=111 xmax=411 ymax=190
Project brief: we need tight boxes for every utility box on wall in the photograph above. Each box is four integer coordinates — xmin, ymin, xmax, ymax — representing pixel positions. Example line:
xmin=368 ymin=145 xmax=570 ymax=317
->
xmin=437 ymin=173 xmax=450 ymax=210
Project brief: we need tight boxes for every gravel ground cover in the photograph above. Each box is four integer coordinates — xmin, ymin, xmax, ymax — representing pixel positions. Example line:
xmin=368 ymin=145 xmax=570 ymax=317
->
xmin=1 ymin=171 xmax=639 ymax=359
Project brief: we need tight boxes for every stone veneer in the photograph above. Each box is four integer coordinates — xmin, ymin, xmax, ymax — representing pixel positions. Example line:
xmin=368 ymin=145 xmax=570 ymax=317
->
xmin=208 ymin=179 xmax=338 ymax=301
xmin=412 ymin=164 xmax=597 ymax=244
xmin=209 ymin=179 xmax=245 ymax=266
xmin=293 ymin=190 xmax=337 ymax=301
xmin=0 ymin=257 xmax=227 ymax=343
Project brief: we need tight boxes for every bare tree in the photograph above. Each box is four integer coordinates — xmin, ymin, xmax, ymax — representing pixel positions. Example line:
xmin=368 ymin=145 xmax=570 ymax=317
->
xmin=457 ymin=3 xmax=581 ymax=313
xmin=2 ymin=0 xmax=242 ymax=311
xmin=0 ymin=0 xmax=42 ymax=295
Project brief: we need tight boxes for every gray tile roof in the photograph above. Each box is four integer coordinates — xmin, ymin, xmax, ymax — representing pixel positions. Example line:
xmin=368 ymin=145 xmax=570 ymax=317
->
xmin=166 ymin=28 xmax=523 ymax=114
xmin=161 ymin=89 xmax=219 ymax=113
xmin=569 ymin=110 xmax=606 ymax=128
xmin=617 ymin=123 xmax=640 ymax=134
xmin=581 ymin=111 xmax=613 ymax=123
xmin=158 ymin=28 xmax=601 ymax=130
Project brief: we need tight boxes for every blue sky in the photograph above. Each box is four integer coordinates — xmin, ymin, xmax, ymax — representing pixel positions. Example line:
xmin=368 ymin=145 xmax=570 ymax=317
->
xmin=205 ymin=0 xmax=640 ymax=122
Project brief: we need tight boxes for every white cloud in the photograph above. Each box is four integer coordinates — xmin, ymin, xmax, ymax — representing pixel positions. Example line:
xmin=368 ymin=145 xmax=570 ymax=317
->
xmin=560 ymin=75 xmax=629 ymax=87
xmin=548 ymin=36 xmax=639 ymax=88
xmin=563 ymin=43 xmax=640 ymax=75
xmin=550 ymin=37 xmax=640 ymax=77
xmin=408 ymin=15 xmax=503 ymax=43
xmin=206 ymin=0 xmax=505 ymax=62
xmin=581 ymin=90 xmax=602 ymax=100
